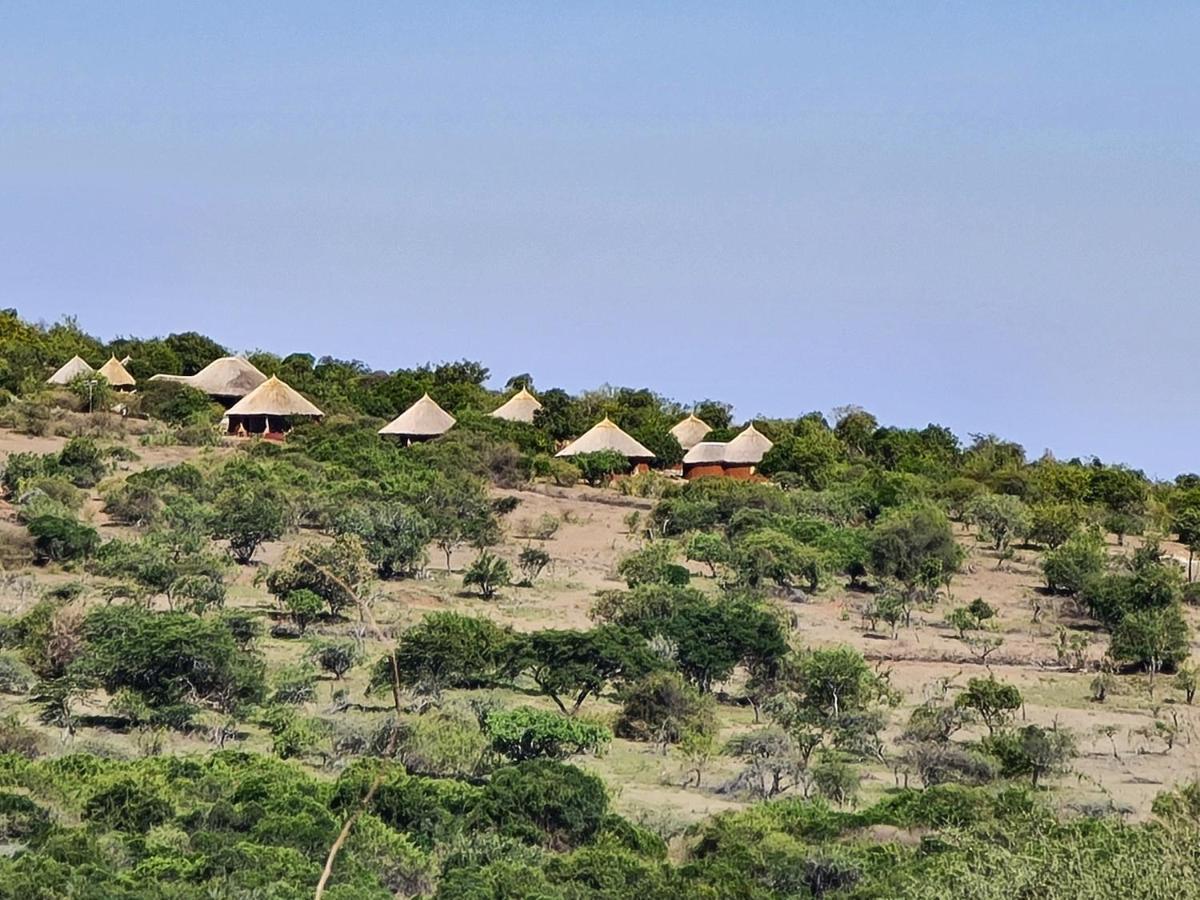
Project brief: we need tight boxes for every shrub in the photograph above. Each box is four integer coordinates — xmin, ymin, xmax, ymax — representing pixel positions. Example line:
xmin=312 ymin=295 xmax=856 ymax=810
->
xmin=26 ymin=515 xmax=100 ymax=563
xmin=271 ymin=664 xmax=318 ymax=705
xmin=517 ymin=547 xmax=552 ymax=583
xmin=0 ymin=652 xmax=35 ymax=694
xmin=463 ymin=552 xmax=512 ymax=599
xmin=307 ymin=640 xmax=362 ymax=679
xmin=479 ymin=760 xmax=609 ymax=848
xmin=137 ymin=380 xmax=218 ymax=425
xmin=284 ymin=589 xmax=324 ymax=635
xmin=486 ymin=707 xmax=611 ymax=761
xmin=615 ymin=670 xmax=716 ymax=745
xmin=573 ymin=451 xmax=630 ymax=486
xmin=0 ymin=714 xmax=43 ymax=758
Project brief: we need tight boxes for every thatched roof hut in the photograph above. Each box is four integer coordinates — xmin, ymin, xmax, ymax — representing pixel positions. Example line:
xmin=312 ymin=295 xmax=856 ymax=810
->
xmin=225 ymin=375 xmax=323 ymax=435
xmin=97 ymin=356 xmax=136 ymax=389
xmin=669 ymin=414 xmax=712 ymax=451
xmin=490 ymin=387 xmax=542 ymax=424
xmin=151 ymin=357 xmax=267 ymax=406
xmin=680 ymin=426 xmax=774 ymax=480
xmin=378 ymin=394 xmax=456 ymax=442
xmin=47 ymin=355 xmax=94 ymax=385
xmin=723 ymin=424 xmax=773 ymax=465
xmin=556 ymin=418 xmax=655 ymax=471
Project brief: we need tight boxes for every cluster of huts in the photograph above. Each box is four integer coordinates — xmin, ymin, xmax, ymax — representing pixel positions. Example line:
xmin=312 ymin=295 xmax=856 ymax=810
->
xmin=46 ymin=356 xmax=772 ymax=479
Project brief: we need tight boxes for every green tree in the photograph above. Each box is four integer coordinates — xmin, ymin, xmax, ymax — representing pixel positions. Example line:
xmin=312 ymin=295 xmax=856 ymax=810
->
xmin=869 ymin=504 xmax=962 ymax=590
xmin=77 ymin=606 xmax=265 ymax=723
xmin=265 ymin=535 xmax=372 ymax=618
xmin=684 ymin=531 xmax=730 ymax=578
xmin=479 ymin=760 xmax=609 ymax=848
xmin=211 ymin=484 xmax=288 ymax=564
xmin=984 ymin=724 xmax=1076 ymax=788
xmin=573 ymin=450 xmax=631 ymax=486
xmin=1041 ymin=528 xmax=1107 ymax=595
xmin=373 ymin=612 xmax=522 ymax=699
xmin=306 ymin=639 xmax=362 ymax=679
xmin=334 ymin=503 xmax=431 ymax=578
xmin=955 ymin=677 xmax=1022 ymax=735
xmin=734 ymin=528 xmax=825 ymax=592
xmin=758 ymin=426 xmax=844 ymax=489
xmin=162 ymin=331 xmax=227 ymax=375
xmin=524 ymin=626 xmax=658 ymax=715
xmin=27 ymin=515 xmax=99 ymax=563
xmin=1088 ymin=465 xmax=1148 ymax=545
xmin=137 ymin=380 xmax=217 ymax=425
xmin=1109 ymin=605 xmax=1191 ymax=693
xmin=664 ymin=598 xmax=788 ymax=692
xmin=966 ymin=493 xmax=1031 ymax=553
xmin=284 ymin=589 xmax=324 ymax=635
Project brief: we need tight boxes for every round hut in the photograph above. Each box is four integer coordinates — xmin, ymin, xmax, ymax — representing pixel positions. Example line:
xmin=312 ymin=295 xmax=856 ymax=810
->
xmin=721 ymin=425 xmax=774 ymax=480
xmin=490 ymin=387 xmax=542 ymax=424
xmin=97 ymin=356 xmax=136 ymax=391
xmin=378 ymin=393 xmax=456 ymax=444
xmin=555 ymin=417 xmax=656 ymax=474
xmin=46 ymin=355 xmax=95 ymax=385
xmin=682 ymin=441 xmax=729 ymax=480
xmin=224 ymin=375 xmax=323 ymax=437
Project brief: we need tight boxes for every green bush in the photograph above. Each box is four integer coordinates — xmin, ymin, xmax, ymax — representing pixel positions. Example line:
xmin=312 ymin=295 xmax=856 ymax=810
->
xmin=463 ymin=551 xmax=512 ymax=599
xmin=26 ymin=515 xmax=100 ymax=563
xmin=479 ymin=760 xmax=609 ymax=848
xmin=486 ymin=707 xmax=611 ymax=761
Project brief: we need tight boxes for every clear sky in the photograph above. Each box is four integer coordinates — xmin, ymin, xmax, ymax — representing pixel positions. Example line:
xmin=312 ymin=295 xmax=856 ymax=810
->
xmin=3 ymin=3 xmax=1198 ymax=476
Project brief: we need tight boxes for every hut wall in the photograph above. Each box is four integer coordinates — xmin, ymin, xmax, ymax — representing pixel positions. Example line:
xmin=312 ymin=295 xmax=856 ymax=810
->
xmin=684 ymin=463 xmax=726 ymax=480
xmin=722 ymin=464 xmax=758 ymax=480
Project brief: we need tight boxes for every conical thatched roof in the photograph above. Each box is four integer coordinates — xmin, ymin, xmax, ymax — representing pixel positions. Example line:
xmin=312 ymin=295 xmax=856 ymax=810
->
xmin=378 ymin=393 xmax=456 ymax=437
xmin=97 ymin=356 xmax=135 ymax=387
xmin=682 ymin=441 xmax=728 ymax=465
xmin=225 ymin=375 xmax=323 ymax=418
xmin=490 ymin=387 xmax=542 ymax=424
xmin=151 ymin=356 xmax=267 ymax=399
xmin=723 ymin=424 xmax=773 ymax=465
xmin=669 ymin=414 xmax=712 ymax=451
xmin=47 ymin=355 xmax=95 ymax=385
xmin=556 ymin=418 xmax=655 ymax=460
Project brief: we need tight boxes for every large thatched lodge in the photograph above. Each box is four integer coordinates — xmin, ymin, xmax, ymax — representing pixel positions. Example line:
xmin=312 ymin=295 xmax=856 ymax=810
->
xmin=150 ymin=356 xmax=268 ymax=408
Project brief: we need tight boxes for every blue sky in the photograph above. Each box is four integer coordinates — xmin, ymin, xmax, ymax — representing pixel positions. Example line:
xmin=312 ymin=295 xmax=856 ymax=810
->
xmin=3 ymin=3 xmax=1198 ymax=476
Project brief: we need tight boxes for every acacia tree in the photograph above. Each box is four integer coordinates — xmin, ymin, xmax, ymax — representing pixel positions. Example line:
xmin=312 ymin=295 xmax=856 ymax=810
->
xmin=524 ymin=626 xmax=658 ymax=715
xmin=425 ymin=477 xmax=498 ymax=572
